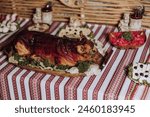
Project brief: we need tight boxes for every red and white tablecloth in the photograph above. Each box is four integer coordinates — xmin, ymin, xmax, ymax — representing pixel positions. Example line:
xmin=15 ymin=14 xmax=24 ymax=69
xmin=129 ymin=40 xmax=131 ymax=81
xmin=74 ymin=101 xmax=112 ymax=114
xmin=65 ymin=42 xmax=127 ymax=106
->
xmin=0 ymin=22 xmax=150 ymax=100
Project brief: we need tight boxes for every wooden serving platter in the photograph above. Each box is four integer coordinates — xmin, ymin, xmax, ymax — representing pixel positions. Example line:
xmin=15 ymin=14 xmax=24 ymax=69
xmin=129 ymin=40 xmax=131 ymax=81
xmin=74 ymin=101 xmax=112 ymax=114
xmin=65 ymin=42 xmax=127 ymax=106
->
xmin=12 ymin=63 xmax=85 ymax=77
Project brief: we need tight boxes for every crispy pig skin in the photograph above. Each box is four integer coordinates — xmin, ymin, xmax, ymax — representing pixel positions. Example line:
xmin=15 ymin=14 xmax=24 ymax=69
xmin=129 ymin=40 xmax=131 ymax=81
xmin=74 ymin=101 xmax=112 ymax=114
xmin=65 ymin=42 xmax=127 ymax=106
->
xmin=14 ymin=31 xmax=103 ymax=66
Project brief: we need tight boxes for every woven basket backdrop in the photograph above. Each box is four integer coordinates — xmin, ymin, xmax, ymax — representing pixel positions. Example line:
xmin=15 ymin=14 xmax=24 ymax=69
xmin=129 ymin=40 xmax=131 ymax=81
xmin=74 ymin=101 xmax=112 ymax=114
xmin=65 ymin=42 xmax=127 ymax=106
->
xmin=0 ymin=0 xmax=150 ymax=28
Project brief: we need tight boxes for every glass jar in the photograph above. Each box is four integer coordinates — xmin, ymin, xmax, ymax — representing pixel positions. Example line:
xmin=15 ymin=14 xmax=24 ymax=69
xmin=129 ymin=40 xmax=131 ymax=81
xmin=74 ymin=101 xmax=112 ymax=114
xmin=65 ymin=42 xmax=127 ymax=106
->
xmin=129 ymin=6 xmax=144 ymax=31
xmin=129 ymin=18 xmax=142 ymax=31
xmin=42 ymin=2 xmax=53 ymax=25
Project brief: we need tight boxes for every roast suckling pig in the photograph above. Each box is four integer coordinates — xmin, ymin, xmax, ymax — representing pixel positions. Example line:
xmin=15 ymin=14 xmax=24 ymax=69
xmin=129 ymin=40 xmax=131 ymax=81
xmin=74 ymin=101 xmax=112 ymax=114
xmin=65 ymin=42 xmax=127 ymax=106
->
xmin=13 ymin=31 xmax=103 ymax=67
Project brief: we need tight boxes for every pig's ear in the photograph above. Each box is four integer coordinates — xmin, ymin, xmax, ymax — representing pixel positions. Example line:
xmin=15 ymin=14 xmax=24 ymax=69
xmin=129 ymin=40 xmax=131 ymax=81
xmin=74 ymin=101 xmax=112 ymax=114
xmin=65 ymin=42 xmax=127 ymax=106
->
xmin=15 ymin=40 xmax=31 ymax=56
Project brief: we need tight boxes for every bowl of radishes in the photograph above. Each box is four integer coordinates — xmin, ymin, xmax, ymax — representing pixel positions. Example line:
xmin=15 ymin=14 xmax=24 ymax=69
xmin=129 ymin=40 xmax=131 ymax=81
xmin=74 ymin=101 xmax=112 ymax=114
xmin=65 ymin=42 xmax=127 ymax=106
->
xmin=109 ymin=31 xmax=146 ymax=49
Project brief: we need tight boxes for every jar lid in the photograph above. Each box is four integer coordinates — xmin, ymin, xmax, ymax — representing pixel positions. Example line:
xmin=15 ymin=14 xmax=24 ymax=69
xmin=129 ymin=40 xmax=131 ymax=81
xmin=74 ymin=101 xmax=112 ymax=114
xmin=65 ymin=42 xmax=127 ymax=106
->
xmin=42 ymin=1 xmax=52 ymax=12
xmin=130 ymin=6 xmax=145 ymax=19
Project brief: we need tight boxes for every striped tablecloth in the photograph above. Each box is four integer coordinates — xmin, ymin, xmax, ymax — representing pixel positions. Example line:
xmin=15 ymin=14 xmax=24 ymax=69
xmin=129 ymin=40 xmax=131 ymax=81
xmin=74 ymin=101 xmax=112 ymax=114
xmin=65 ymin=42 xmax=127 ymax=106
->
xmin=0 ymin=22 xmax=150 ymax=100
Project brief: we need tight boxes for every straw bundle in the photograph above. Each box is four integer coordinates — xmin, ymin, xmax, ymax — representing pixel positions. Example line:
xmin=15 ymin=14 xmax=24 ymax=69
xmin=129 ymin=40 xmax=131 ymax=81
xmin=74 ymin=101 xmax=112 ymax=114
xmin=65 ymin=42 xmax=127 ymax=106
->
xmin=0 ymin=0 xmax=149 ymax=29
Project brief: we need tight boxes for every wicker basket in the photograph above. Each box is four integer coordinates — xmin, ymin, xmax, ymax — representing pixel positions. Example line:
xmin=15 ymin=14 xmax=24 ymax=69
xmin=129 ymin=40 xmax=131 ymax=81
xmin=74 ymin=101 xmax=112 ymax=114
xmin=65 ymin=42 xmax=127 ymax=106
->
xmin=0 ymin=0 xmax=150 ymax=29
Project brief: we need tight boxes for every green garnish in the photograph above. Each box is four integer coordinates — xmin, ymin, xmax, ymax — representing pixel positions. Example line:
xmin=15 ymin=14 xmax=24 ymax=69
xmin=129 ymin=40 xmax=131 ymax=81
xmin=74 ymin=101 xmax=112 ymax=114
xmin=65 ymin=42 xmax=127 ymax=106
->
xmin=76 ymin=61 xmax=93 ymax=73
xmin=122 ymin=32 xmax=132 ymax=41
xmin=13 ymin=52 xmax=95 ymax=73
xmin=127 ymin=65 xmax=133 ymax=78
xmin=18 ymin=59 xmax=30 ymax=66
xmin=30 ymin=59 xmax=40 ymax=66
xmin=56 ymin=65 xmax=70 ymax=70
xmin=88 ymin=32 xmax=94 ymax=39
xmin=43 ymin=59 xmax=54 ymax=68
xmin=14 ymin=53 xmax=21 ymax=61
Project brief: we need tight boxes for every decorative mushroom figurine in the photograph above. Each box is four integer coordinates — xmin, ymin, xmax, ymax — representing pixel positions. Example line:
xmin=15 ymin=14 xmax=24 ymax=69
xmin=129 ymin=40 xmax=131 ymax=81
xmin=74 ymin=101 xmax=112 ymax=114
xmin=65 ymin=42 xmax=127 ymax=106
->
xmin=69 ymin=16 xmax=82 ymax=27
xmin=118 ymin=13 xmax=130 ymax=31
